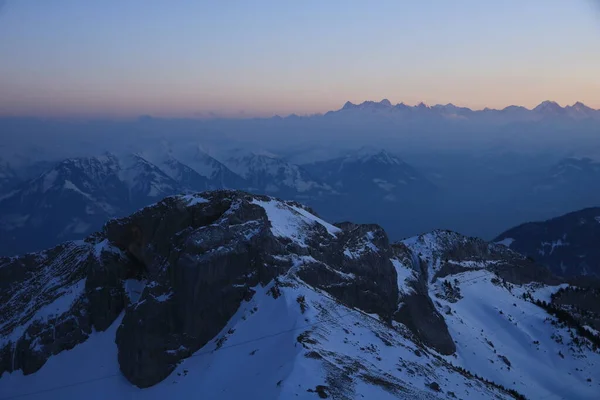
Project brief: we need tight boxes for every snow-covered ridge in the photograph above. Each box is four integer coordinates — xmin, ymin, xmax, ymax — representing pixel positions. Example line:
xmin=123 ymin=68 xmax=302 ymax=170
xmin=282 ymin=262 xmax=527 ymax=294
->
xmin=336 ymin=99 xmax=599 ymax=114
xmin=0 ymin=279 xmax=520 ymax=400
xmin=251 ymin=198 xmax=340 ymax=247
xmin=1 ymin=190 xmax=598 ymax=399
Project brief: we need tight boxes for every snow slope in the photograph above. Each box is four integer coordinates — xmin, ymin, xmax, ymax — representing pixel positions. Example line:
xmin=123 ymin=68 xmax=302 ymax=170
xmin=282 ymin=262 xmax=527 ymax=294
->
xmin=252 ymin=199 xmax=340 ymax=247
xmin=431 ymin=270 xmax=600 ymax=399
xmin=0 ymin=278 xmax=512 ymax=400
xmin=1 ymin=192 xmax=598 ymax=400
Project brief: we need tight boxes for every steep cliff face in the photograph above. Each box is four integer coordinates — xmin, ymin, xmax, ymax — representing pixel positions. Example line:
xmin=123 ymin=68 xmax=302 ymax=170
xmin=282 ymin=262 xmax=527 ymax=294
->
xmin=1 ymin=191 xmax=598 ymax=399
xmin=0 ymin=191 xmax=402 ymax=388
xmin=0 ymin=237 xmax=132 ymax=376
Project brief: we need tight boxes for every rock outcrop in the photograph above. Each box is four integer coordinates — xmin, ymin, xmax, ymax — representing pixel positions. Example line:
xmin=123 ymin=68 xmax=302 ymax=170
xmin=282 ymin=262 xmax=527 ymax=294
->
xmin=0 ymin=190 xmax=579 ymax=390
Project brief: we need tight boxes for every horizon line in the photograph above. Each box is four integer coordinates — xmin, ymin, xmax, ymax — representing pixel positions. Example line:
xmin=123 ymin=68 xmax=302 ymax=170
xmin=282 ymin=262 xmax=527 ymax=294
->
xmin=0 ymin=99 xmax=597 ymax=121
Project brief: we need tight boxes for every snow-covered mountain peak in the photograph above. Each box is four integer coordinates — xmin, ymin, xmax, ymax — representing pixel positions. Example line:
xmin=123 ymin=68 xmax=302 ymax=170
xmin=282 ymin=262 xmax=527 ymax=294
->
xmin=340 ymin=99 xmax=393 ymax=112
xmin=225 ymin=152 xmax=285 ymax=178
xmin=1 ymin=191 xmax=598 ymax=399
xmin=327 ymin=98 xmax=598 ymax=123
xmin=553 ymin=157 xmax=600 ymax=175
xmin=345 ymin=147 xmax=403 ymax=166
xmin=571 ymin=101 xmax=592 ymax=111
xmin=393 ymin=102 xmax=409 ymax=110
xmin=250 ymin=149 xmax=282 ymax=159
xmin=223 ymin=153 xmax=331 ymax=196
xmin=402 ymin=229 xmax=555 ymax=284
xmin=501 ymin=105 xmax=529 ymax=112
xmin=341 ymin=100 xmax=356 ymax=110
xmin=534 ymin=100 xmax=564 ymax=114
xmin=565 ymin=101 xmax=597 ymax=119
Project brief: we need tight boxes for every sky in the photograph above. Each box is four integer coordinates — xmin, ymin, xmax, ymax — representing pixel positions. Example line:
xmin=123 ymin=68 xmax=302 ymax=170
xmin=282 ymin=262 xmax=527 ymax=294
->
xmin=0 ymin=0 xmax=599 ymax=118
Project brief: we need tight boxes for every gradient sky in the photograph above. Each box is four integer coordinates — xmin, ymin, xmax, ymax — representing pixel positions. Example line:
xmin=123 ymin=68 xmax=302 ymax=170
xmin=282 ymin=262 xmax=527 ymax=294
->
xmin=0 ymin=0 xmax=599 ymax=118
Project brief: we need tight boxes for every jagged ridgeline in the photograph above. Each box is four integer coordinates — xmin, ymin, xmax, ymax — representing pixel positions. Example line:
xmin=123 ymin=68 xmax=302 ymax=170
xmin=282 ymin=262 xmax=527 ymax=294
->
xmin=1 ymin=190 xmax=599 ymax=399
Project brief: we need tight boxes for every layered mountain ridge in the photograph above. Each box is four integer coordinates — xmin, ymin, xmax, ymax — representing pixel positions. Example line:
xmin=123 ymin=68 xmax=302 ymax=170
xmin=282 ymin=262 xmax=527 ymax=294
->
xmin=1 ymin=190 xmax=598 ymax=399
xmin=0 ymin=148 xmax=434 ymax=256
xmin=495 ymin=207 xmax=600 ymax=277
xmin=326 ymin=99 xmax=600 ymax=121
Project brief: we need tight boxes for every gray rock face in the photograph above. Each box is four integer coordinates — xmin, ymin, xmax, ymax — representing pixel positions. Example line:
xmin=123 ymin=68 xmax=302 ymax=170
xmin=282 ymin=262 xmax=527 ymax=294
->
xmin=298 ymin=223 xmax=399 ymax=321
xmin=395 ymin=292 xmax=456 ymax=355
xmin=0 ymin=239 xmax=132 ymax=377
xmin=391 ymin=243 xmax=456 ymax=355
xmin=1 ymin=190 xmax=568 ymax=389
xmin=110 ymin=193 xmax=289 ymax=387
xmin=403 ymin=229 xmax=558 ymax=285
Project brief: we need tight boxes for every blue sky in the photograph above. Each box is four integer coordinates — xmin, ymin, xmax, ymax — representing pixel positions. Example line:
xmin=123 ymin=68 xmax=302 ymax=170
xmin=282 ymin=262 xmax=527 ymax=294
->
xmin=0 ymin=0 xmax=599 ymax=117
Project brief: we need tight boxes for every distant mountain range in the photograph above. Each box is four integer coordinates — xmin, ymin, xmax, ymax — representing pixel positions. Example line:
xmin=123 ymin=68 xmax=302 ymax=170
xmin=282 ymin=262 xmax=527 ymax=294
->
xmin=0 ymin=148 xmax=436 ymax=256
xmin=2 ymin=144 xmax=600 ymax=257
xmin=531 ymin=158 xmax=600 ymax=211
xmin=321 ymin=99 xmax=600 ymax=122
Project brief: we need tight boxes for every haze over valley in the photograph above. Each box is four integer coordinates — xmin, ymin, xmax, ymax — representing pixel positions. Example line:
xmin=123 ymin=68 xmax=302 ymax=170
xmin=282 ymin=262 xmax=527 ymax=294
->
xmin=2 ymin=99 xmax=600 ymax=256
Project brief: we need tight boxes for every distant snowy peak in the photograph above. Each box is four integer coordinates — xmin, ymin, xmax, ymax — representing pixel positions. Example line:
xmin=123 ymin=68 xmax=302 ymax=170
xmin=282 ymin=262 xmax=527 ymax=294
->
xmin=172 ymin=147 xmax=248 ymax=189
xmin=566 ymin=102 xmax=597 ymax=118
xmin=24 ymin=153 xmax=179 ymax=200
xmin=559 ymin=156 xmax=600 ymax=168
xmin=570 ymin=101 xmax=593 ymax=112
xmin=224 ymin=152 xmax=283 ymax=179
xmin=0 ymin=151 xmax=240 ymax=256
xmin=333 ymin=99 xmax=599 ymax=122
xmin=432 ymin=103 xmax=471 ymax=113
xmin=188 ymin=148 xmax=226 ymax=179
xmin=0 ymin=161 xmax=19 ymax=196
xmin=549 ymin=157 xmax=600 ymax=180
xmin=533 ymin=100 xmax=565 ymax=114
xmin=18 ymin=153 xmax=120 ymax=196
xmin=379 ymin=98 xmax=392 ymax=107
xmin=534 ymin=100 xmax=596 ymax=116
xmin=225 ymin=153 xmax=330 ymax=195
xmin=341 ymin=99 xmax=393 ymax=111
xmin=402 ymin=229 xmax=554 ymax=284
xmin=304 ymin=148 xmax=434 ymax=201
xmin=342 ymin=148 xmax=404 ymax=166
xmin=341 ymin=99 xmax=432 ymax=113
xmin=118 ymin=154 xmax=180 ymax=199
xmin=0 ymin=152 xmax=181 ymax=212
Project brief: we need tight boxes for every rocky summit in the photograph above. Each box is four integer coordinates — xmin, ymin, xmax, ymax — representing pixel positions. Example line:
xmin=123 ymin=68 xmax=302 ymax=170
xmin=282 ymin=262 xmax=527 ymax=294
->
xmin=1 ymin=190 xmax=599 ymax=399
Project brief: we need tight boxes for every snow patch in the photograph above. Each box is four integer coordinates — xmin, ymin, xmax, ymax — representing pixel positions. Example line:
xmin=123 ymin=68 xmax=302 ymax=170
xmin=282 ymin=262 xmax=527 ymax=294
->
xmin=124 ymin=279 xmax=145 ymax=304
xmin=434 ymin=270 xmax=600 ymax=400
xmin=180 ymin=194 xmax=209 ymax=206
xmin=372 ymin=178 xmax=395 ymax=191
xmin=539 ymin=238 xmax=569 ymax=256
xmin=391 ymin=259 xmax=416 ymax=295
xmin=93 ymin=239 xmax=120 ymax=259
xmin=288 ymin=204 xmax=341 ymax=236
xmin=343 ymin=232 xmax=379 ymax=259
xmin=42 ymin=170 xmax=59 ymax=192
xmin=252 ymin=199 xmax=339 ymax=247
xmin=495 ymin=238 xmax=514 ymax=247
xmin=1 ymin=279 xmax=87 ymax=346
